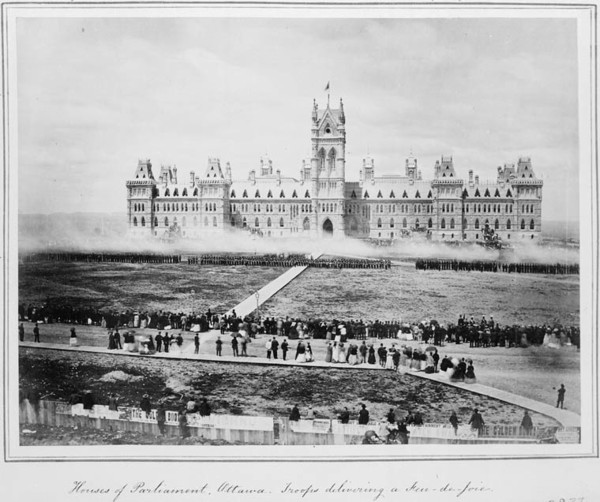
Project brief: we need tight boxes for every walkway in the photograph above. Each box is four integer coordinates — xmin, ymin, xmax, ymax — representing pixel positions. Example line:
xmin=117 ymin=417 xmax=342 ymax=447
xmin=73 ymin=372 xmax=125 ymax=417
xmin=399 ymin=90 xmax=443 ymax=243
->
xmin=20 ymin=339 xmax=580 ymax=427
xmin=224 ymin=252 xmax=321 ymax=318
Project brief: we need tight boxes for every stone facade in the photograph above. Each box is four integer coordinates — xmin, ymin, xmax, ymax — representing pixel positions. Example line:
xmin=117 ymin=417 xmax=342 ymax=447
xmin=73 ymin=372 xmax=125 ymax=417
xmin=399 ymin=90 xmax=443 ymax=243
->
xmin=126 ymin=98 xmax=543 ymax=242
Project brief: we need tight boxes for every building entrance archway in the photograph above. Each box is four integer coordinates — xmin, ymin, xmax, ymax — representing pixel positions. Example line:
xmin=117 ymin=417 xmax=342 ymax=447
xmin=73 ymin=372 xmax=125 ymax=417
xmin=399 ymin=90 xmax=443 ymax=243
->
xmin=322 ymin=218 xmax=333 ymax=236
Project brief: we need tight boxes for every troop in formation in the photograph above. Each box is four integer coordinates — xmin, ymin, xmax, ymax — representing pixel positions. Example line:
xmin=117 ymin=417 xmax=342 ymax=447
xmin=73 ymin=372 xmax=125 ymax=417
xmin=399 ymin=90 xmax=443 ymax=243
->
xmin=24 ymin=252 xmax=182 ymax=264
xmin=415 ymin=258 xmax=579 ymax=275
xmin=24 ymin=252 xmax=391 ymax=269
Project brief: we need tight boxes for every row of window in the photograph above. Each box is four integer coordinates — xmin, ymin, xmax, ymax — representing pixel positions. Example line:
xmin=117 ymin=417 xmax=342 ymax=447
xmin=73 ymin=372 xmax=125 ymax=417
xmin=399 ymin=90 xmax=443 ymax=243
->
xmin=374 ymin=217 xmax=537 ymax=231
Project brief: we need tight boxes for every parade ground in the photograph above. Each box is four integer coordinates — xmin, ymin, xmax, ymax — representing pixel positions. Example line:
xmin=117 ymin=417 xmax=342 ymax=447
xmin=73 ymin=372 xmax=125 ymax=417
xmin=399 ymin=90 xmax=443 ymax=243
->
xmin=18 ymin=252 xmax=581 ymax=445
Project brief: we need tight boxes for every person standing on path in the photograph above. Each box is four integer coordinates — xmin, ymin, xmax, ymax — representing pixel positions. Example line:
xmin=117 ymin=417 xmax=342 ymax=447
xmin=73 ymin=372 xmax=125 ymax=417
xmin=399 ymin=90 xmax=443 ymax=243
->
xmin=281 ymin=339 xmax=289 ymax=360
xmin=114 ymin=329 xmax=122 ymax=349
xmin=155 ymin=332 xmax=163 ymax=353
xmin=271 ymin=338 xmax=279 ymax=359
xmin=556 ymin=384 xmax=566 ymax=409
xmin=33 ymin=323 xmax=40 ymax=343
xmin=194 ymin=333 xmax=200 ymax=355
xmin=266 ymin=339 xmax=272 ymax=359
xmin=19 ymin=323 xmax=24 ymax=342
xmin=216 ymin=336 xmax=223 ymax=356
xmin=231 ymin=335 xmax=239 ymax=357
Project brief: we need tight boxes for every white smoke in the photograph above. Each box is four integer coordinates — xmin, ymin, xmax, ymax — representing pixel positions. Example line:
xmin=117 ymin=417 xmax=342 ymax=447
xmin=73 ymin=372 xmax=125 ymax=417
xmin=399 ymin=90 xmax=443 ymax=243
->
xmin=18 ymin=213 xmax=579 ymax=264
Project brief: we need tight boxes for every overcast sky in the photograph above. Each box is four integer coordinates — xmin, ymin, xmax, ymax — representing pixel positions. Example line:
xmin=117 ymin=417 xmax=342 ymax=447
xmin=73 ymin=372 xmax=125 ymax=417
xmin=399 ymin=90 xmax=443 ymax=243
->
xmin=16 ymin=16 xmax=579 ymax=221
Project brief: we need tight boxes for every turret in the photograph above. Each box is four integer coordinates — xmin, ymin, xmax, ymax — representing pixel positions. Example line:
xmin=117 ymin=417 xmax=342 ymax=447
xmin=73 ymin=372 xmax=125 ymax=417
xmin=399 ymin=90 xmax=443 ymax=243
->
xmin=362 ymin=155 xmax=375 ymax=183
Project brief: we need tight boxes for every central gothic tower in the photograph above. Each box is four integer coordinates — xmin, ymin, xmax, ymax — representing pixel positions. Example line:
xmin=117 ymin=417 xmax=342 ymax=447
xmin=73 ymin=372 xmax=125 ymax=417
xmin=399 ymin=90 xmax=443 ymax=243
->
xmin=310 ymin=97 xmax=346 ymax=237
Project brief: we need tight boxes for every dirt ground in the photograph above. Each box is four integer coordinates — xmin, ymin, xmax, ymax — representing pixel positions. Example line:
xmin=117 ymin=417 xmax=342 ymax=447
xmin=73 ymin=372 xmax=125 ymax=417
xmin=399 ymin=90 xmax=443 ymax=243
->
xmin=20 ymin=346 xmax=561 ymax=433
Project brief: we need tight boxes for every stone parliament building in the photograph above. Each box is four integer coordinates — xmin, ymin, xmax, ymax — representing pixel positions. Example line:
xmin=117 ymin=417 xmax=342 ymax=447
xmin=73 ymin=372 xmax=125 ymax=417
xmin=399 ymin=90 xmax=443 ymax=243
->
xmin=126 ymin=98 xmax=543 ymax=242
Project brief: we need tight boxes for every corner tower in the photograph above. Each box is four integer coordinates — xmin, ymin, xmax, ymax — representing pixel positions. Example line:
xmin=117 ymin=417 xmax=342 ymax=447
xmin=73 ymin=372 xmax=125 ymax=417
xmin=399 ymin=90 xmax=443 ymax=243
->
xmin=126 ymin=159 xmax=156 ymax=237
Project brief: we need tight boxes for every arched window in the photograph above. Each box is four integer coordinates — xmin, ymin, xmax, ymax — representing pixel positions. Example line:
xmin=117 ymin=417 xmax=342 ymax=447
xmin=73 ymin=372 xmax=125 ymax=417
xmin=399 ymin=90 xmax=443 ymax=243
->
xmin=507 ymin=219 xmax=512 ymax=229
xmin=205 ymin=203 xmax=208 ymax=211
xmin=141 ymin=217 xmax=145 ymax=227
xmin=267 ymin=217 xmax=272 ymax=228
xmin=328 ymin=148 xmax=336 ymax=170
xmin=390 ymin=218 xmax=395 ymax=228
xmin=213 ymin=216 xmax=217 ymax=227
xmin=154 ymin=217 xmax=158 ymax=227
xmin=165 ymin=188 xmax=170 ymax=197
xmin=133 ymin=217 xmax=138 ymax=227
xmin=463 ymin=218 xmax=468 ymax=229
xmin=450 ymin=218 xmax=455 ymax=229
xmin=428 ymin=218 xmax=433 ymax=229
xmin=164 ymin=217 xmax=169 ymax=227
xmin=377 ymin=218 xmax=382 ymax=228
xmin=402 ymin=218 xmax=407 ymax=229
xmin=494 ymin=219 xmax=499 ymax=230
xmin=303 ymin=217 xmax=310 ymax=230
xmin=530 ymin=219 xmax=535 ymax=230
xmin=255 ymin=217 xmax=260 ymax=228
xmin=279 ymin=217 xmax=284 ymax=227
xmin=521 ymin=219 xmax=526 ymax=230
xmin=242 ymin=217 xmax=247 ymax=228
xmin=441 ymin=218 xmax=446 ymax=229
xmin=475 ymin=219 xmax=480 ymax=229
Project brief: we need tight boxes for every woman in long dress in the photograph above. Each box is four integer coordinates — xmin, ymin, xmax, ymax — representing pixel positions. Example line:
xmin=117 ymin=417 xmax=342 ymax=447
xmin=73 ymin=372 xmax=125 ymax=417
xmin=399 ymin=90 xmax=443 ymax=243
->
xmin=107 ymin=330 xmax=116 ymax=350
xmin=465 ymin=360 xmax=477 ymax=383
xmin=332 ymin=342 xmax=340 ymax=363
xmin=325 ymin=343 xmax=333 ymax=363
xmin=306 ymin=342 xmax=313 ymax=362
xmin=338 ymin=343 xmax=347 ymax=364
xmin=296 ymin=341 xmax=306 ymax=363
xmin=347 ymin=344 xmax=358 ymax=365
xmin=368 ymin=345 xmax=376 ymax=365
xmin=385 ymin=348 xmax=395 ymax=370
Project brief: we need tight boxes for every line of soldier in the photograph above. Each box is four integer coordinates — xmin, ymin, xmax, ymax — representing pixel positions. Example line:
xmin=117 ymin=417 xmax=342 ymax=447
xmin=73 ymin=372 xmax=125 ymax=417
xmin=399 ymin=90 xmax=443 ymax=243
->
xmin=415 ymin=258 xmax=579 ymax=275
xmin=23 ymin=253 xmax=182 ymax=264
xmin=23 ymin=252 xmax=390 ymax=269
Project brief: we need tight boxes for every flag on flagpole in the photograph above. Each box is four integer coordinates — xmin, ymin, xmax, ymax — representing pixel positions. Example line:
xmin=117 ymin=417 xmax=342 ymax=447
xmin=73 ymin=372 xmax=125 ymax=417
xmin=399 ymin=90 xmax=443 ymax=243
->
xmin=324 ymin=81 xmax=330 ymax=91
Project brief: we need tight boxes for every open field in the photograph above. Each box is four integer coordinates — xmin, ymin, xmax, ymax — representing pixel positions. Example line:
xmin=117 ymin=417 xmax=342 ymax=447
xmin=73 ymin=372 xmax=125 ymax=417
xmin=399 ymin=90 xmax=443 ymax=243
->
xmin=260 ymin=267 xmax=580 ymax=326
xmin=18 ymin=261 xmax=282 ymax=313
xmin=19 ymin=260 xmax=579 ymax=327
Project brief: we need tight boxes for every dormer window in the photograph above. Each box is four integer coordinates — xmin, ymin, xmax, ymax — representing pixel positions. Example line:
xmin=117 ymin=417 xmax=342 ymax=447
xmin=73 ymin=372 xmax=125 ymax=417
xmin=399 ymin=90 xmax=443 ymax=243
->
xmin=325 ymin=125 xmax=331 ymax=134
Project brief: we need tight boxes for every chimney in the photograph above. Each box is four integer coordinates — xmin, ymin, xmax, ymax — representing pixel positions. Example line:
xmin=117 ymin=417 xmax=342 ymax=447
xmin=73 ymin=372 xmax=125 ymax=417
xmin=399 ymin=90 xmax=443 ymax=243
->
xmin=225 ymin=162 xmax=232 ymax=182
xmin=468 ymin=170 xmax=474 ymax=185
xmin=172 ymin=165 xmax=178 ymax=184
xmin=190 ymin=171 xmax=195 ymax=187
xmin=475 ymin=175 xmax=479 ymax=185
xmin=249 ymin=170 xmax=256 ymax=184
xmin=276 ymin=169 xmax=281 ymax=186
